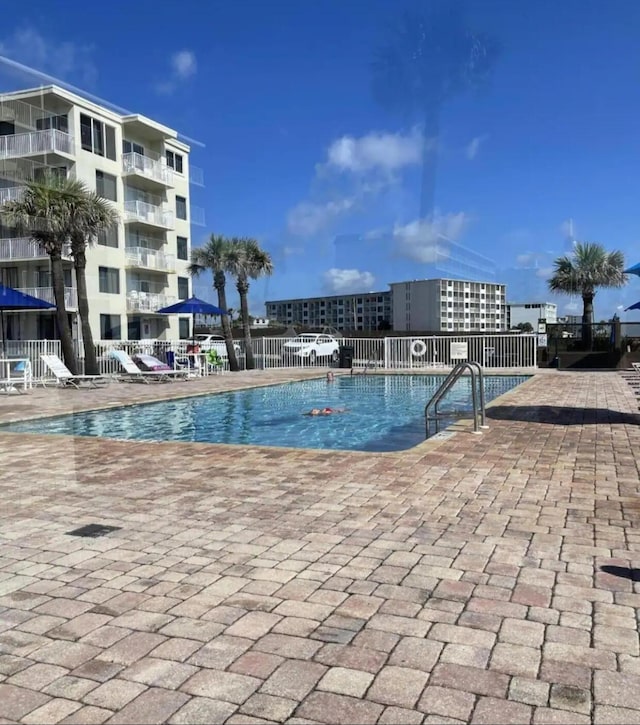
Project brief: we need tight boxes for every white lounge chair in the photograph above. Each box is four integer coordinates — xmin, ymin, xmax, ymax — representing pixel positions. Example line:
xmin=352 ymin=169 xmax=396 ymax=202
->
xmin=41 ymin=354 xmax=110 ymax=388
xmin=111 ymin=350 xmax=188 ymax=383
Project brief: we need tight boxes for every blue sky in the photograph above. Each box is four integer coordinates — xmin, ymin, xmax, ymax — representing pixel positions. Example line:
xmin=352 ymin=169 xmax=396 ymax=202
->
xmin=1 ymin=0 xmax=640 ymax=320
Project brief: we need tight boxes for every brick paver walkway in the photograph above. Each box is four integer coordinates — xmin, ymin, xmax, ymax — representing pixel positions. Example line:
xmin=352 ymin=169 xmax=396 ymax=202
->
xmin=1 ymin=370 xmax=639 ymax=724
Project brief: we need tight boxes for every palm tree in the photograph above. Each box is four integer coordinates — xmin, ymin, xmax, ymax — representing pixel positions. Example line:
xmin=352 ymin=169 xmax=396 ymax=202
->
xmin=548 ymin=242 xmax=626 ymax=350
xmin=372 ymin=5 xmax=499 ymax=219
xmin=2 ymin=176 xmax=78 ymax=372
xmin=226 ymin=238 xmax=274 ymax=370
xmin=189 ymin=234 xmax=239 ymax=371
xmin=64 ymin=180 xmax=119 ymax=375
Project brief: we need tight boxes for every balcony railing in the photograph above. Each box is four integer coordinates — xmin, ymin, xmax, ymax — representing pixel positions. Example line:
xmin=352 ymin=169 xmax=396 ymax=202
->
xmin=125 ymin=246 xmax=176 ymax=273
xmin=189 ymin=165 xmax=204 ymax=186
xmin=126 ymin=291 xmax=176 ymax=313
xmin=0 ymin=237 xmax=73 ymax=261
xmin=122 ymin=152 xmax=174 ymax=186
xmin=0 ymin=129 xmax=73 ymax=159
xmin=0 ymin=186 xmax=24 ymax=204
xmin=17 ymin=286 xmax=78 ymax=309
xmin=124 ymin=200 xmax=174 ymax=229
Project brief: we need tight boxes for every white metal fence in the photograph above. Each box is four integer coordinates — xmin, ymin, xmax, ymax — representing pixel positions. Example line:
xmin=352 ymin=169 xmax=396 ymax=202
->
xmin=1 ymin=334 xmax=537 ymax=384
xmin=252 ymin=335 xmax=537 ymax=370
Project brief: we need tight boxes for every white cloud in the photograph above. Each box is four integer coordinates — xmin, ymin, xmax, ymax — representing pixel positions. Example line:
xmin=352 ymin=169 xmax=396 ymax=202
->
xmin=171 ymin=50 xmax=197 ymax=79
xmin=465 ymin=135 xmax=487 ymax=161
xmin=393 ymin=212 xmax=469 ymax=263
xmin=282 ymin=245 xmax=303 ymax=257
xmin=286 ymin=197 xmax=356 ymax=237
xmin=322 ymin=268 xmax=376 ymax=294
xmin=0 ymin=27 xmax=96 ymax=86
xmin=323 ymin=127 xmax=424 ymax=174
xmin=156 ymin=49 xmax=197 ymax=94
xmin=516 ymin=253 xmax=535 ymax=267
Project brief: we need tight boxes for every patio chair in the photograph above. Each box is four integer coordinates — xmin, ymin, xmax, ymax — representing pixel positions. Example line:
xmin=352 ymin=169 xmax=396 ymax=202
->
xmin=41 ymin=354 xmax=110 ymax=389
xmin=133 ymin=352 xmax=191 ymax=379
xmin=110 ymin=350 xmax=187 ymax=383
xmin=0 ymin=358 xmax=32 ymax=394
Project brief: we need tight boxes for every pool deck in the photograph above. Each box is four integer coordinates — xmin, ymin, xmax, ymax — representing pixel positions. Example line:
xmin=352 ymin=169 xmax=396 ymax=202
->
xmin=1 ymin=368 xmax=640 ymax=724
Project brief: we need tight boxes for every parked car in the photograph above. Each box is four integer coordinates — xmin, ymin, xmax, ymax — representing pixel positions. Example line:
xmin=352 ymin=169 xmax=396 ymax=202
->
xmin=190 ymin=334 xmax=241 ymax=358
xmin=282 ymin=334 xmax=340 ymax=364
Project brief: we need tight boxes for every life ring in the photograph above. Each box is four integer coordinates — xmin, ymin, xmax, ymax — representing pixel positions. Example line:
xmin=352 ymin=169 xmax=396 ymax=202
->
xmin=410 ymin=339 xmax=427 ymax=358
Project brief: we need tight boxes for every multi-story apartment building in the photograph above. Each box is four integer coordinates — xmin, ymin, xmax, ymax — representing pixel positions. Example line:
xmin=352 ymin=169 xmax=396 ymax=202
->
xmin=507 ymin=302 xmax=557 ymax=329
xmin=265 ymin=291 xmax=392 ymax=332
xmin=0 ymin=85 xmax=203 ymax=342
xmin=390 ymin=278 xmax=507 ymax=332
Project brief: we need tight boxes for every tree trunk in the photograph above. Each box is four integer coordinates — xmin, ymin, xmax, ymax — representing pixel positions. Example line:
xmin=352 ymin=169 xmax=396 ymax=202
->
xmin=419 ymin=109 xmax=441 ymax=221
xmin=238 ymin=279 xmax=255 ymax=370
xmin=582 ymin=293 xmax=594 ymax=351
xmin=50 ymin=252 xmax=77 ymax=374
xmin=74 ymin=246 xmax=98 ymax=375
xmin=214 ymin=272 xmax=239 ymax=371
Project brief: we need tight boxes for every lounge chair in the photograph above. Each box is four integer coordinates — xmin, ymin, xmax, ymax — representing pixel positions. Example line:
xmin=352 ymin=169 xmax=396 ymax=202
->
xmin=111 ymin=350 xmax=189 ymax=383
xmin=41 ymin=354 xmax=110 ymax=388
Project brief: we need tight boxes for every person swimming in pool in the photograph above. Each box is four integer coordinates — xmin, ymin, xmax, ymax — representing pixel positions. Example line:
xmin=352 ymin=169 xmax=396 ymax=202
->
xmin=304 ymin=407 xmax=348 ymax=416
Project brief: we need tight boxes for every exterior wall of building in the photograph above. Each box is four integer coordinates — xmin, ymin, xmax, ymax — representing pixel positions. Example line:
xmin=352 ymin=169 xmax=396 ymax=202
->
xmin=0 ymin=86 xmax=199 ymax=342
xmin=508 ymin=303 xmax=558 ymax=329
xmin=391 ymin=279 xmax=507 ymax=332
xmin=265 ymin=291 xmax=392 ymax=332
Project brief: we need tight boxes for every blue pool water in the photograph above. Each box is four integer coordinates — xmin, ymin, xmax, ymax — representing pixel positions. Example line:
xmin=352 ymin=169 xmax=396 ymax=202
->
xmin=3 ymin=375 xmax=528 ymax=452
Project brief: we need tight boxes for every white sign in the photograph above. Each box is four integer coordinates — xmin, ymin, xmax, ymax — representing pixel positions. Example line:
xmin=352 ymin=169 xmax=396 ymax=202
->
xmin=537 ymin=334 xmax=548 ymax=347
xmin=450 ymin=342 xmax=468 ymax=360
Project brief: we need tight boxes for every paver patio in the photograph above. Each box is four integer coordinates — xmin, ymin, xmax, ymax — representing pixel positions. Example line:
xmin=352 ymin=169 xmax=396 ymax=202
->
xmin=1 ymin=368 xmax=639 ymax=724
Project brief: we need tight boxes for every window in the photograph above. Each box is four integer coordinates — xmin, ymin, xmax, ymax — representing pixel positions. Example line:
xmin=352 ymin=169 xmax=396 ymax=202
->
xmin=98 ymin=225 xmax=118 ymax=248
xmin=166 ymin=150 xmax=183 ymax=173
xmin=95 ymin=171 xmax=117 ymax=201
xmin=177 ymin=236 xmax=188 ymax=260
xmin=176 ymin=196 xmax=187 ymax=220
xmin=35 ymin=114 xmax=69 ymax=133
xmin=98 ymin=267 xmax=120 ymax=294
xmin=100 ymin=314 xmax=121 ymax=340
xmin=80 ymin=114 xmax=116 ymax=160
xmin=123 ymin=140 xmax=144 ymax=156
xmin=179 ymin=318 xmax=190 ymax=339
xmin=177 ymin=276 xmax=189 ymax=299
xmin=0 ymin=121 xmax=14 ymax=136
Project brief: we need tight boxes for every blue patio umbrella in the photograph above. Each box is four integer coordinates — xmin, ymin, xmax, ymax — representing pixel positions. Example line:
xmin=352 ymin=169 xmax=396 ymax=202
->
xmin=0 ymin=283 xmax=55 ymax=354
xmin=155 ymin=295 xmax=228 ymax=344
xmin=625 ymin=263 xmax=640 ymax=276
xmin=625 ymin=301 xmax=640 ymax=311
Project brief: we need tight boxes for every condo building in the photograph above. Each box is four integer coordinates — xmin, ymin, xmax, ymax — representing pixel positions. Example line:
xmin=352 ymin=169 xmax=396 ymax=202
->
xmin=0 ymin=85 xmax=204 ymax=342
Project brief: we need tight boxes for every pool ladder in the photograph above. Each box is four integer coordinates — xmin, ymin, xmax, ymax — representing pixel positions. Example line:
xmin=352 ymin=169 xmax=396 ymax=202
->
xmin=425 ymin=361 xmax=488 ymax=439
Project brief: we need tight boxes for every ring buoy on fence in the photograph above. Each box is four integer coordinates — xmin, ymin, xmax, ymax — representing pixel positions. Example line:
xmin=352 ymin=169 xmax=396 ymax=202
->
xmin=410 ymin=339 xmax=427 ymax=358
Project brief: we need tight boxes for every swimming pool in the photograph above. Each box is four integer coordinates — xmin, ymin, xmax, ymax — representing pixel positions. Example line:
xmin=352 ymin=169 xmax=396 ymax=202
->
xmin=3 ymin=375 xmax=528 ymax=452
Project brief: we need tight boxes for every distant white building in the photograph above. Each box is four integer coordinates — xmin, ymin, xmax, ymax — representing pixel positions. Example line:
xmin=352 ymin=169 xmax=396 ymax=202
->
xmin=390 ymin=278 xmax=507 ymax=332
xmin=508 ymin=302 xmax=557 ymax=329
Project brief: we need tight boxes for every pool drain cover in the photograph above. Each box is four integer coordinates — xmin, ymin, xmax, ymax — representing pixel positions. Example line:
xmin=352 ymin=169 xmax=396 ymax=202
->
xmin=66 ymin=524 xmax=121 ymax=538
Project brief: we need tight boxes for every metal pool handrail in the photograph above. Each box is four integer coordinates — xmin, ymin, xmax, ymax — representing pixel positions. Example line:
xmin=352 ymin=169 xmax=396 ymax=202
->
xmin=424 ymin=361 xmax=487 ymax=438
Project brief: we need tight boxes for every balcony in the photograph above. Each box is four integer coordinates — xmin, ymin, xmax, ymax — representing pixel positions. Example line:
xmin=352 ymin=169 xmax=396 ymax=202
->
xmin=126 ymin=291 xmax=176 ymax=313
xmin=124 ymin=200 xmax=174 ymax=230
xmin=122 ymin=152 xmax=174 ymax=189
xmin=17 ymin=286 xmax=78 ymax=309
xmin=0 ymin=237 xmax=72 ymax=262
xmin=0 ymin=130 xmax=74 ymax=160
xmin=125 ymin=246 xmax=176 ymax=273
xmin=0 ymin=186 xmax=24 ymax=204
